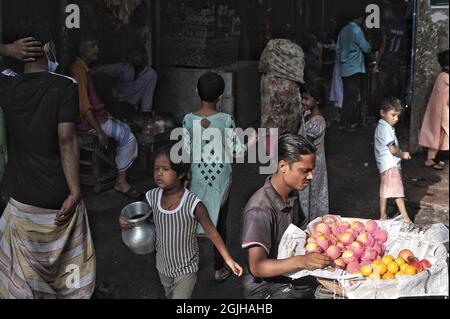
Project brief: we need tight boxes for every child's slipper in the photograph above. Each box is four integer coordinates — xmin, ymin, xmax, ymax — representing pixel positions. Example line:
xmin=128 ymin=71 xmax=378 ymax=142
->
xmin=425 ymin=163 xmax=444 ymax=170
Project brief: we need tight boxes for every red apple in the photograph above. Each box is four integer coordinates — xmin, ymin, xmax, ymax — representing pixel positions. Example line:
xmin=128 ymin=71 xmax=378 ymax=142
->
xmin=408 ymin=261 xmax=424 ymax=272
xmin=365 ymin=220 xmax=379 ymax=234
xmin=419 ymin=259 xmax=432 ymax=269
xmin=311 ymin=231 xmax=324 ymax=240
xmin=350 ymin=220 xmax=365 ymax=233
xmin=325 ymin=245 xmax=342 ymax=260
xmin=349 ymin=240 xmax=364 ymax=257
xmin=316 ymin=235 xmax=330 ymax=251
xmin=305 ymin=243 xmax=322 ymax=254
xmin=333 ymin=258 xmax=346 ymax=269
xmin=338 ymin=232 xmax=355 ymax=245
xmin=346 ymin=261 xmax=361 ymax=274
xmin=357 ymin=232 xmax=374 ymax=247
xmin=342 ymin=249 xmax=357 ymax=264
xmin=315 ymin=223 xmax=331 ymax=236
xmin=398 ymin=249 xmax=415 ymax=262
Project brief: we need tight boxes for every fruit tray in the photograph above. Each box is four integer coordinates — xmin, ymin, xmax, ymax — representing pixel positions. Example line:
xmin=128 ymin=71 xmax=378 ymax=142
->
xmin=309 ymin=216 xmax=449 ymax=298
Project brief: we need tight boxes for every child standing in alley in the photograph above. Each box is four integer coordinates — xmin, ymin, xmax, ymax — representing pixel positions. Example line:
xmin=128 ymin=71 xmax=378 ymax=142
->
xmin=182 ymin=72 xmax=256 ymax=283
xmin=419 ymin=49 xmax=449 ymax=170
xmin=298 ymin=81 xmax=329 ymax=221
xmin=119 ymin=144 xmax=243 ymax=299
xmin=374 ymin=97 xmax=412 ymax=222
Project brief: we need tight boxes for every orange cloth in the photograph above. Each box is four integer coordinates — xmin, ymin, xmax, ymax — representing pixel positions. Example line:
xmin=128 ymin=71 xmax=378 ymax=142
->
xmin=70 ymin=57 xmax=109 ymax=132
xmin=418 ymin=72 xmax=449 ymax=151
xmin=70 ymin=57 xmax=92 ymax=115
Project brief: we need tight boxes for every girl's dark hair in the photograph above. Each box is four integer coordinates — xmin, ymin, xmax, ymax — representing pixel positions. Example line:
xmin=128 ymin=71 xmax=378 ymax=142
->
xmin=197 ymin=72 xmax=225 ymax=103
xmin=154 ymin=142 xmax=191 ymax=182
xmin=301 ymin=80 xmax=328 ymax=109
xmin=278 ymin=133 xmax=316 ymax=164
xmin=437 ymin=49 xmax=449 ymax=69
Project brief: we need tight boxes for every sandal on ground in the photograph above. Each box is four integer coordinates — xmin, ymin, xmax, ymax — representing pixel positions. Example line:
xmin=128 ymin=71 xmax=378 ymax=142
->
xmin=214 ymin=267 xmax=232 ymax=283
xmin=116 ymin=186 xmax=143 ymax=199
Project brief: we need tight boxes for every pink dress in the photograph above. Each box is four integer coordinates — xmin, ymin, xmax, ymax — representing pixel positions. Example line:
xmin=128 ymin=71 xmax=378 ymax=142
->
xmin=419 ymin=72 xmax=449 ymax=151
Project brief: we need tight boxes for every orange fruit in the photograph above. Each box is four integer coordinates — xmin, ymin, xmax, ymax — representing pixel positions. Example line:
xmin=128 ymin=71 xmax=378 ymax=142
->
xmin=372 ymin=262 xmax=388 ymax=275
xmin=372 ymin=259 xmax=383 ymax=265
xmin=395 ymin=257 xmax=406 ymax=266
xmin=369 ymin=272 xmax=381 ymax=279
xmin=381 ymin=255 xmax=394 ymax=265
xmin=382 ymin=272 xmax=396 ymax=280
xmin=360 ymin=264 xmax=373 ymax=277
xmin=400 ymin=263 xmax=409 ymax=272
xmin=387 ymin=262 xmax=399 ymax=274
xmin=404 ymin=265 xmax=417 ymax=275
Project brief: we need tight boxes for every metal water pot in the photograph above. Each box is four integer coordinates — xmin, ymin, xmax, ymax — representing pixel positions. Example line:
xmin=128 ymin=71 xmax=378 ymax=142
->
xmin=121 ymin=202 xmax=156 ymax=255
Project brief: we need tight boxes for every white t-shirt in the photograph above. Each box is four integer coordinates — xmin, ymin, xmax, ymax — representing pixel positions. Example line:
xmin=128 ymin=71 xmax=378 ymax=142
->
xmin=374 ymin=119 xmax=401 ymax=173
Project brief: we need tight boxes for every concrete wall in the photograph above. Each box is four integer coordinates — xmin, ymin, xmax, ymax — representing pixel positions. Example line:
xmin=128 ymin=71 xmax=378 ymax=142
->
xmin=410 ymin=0 xmax=449 ymax=152
xmin=155 ymin=61 xmax=261 ymax=128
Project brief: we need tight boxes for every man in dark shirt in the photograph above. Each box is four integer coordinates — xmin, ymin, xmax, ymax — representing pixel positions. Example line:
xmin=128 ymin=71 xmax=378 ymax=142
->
xmin=376 ymin=4 xmax=406 ymax=105
xmin=0 ymin=54 xmax=80 ymax=211
xmin=0 ymin=37 xmax=43 ymax=215
xmin=0 ymin=20 xmax=96 ymax=299
xmin=241 ymin=134 xmax=332 ymax=299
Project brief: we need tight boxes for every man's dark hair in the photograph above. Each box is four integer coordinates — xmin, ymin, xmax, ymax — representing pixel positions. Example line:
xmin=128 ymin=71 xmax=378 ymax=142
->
xmin=15 ymin=17 xmax=52 ymax=45
xmin=128 ymin=45 xmax=148 ymax=59
xmin=272 ymin=24 xmax=295 ymax=41
xmin=437 ymin=49 xmax=449 ymax=69
xmin=301 ymin=80 xmax=328 ymax=109
xmin=197 ymin=72 xmax=225 ymax=103
xmin=278 ymin=133 xmax=316 ymax=164
xmin=153 ymin=142 xmax=191 ymax=182
xmin=76 ymin=33 xmax=98 ymax=54
xmin=380 ymin=96 xmax=404 ymax=112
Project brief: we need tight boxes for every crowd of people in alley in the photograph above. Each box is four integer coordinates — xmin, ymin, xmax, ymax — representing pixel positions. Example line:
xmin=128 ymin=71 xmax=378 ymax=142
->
xmin=0 ymin=2 xmax=448 ymax=300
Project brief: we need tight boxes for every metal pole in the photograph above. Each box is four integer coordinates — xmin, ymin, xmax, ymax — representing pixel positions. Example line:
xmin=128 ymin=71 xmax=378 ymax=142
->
xmin=406 ymin=0 xmax=418 ymax=109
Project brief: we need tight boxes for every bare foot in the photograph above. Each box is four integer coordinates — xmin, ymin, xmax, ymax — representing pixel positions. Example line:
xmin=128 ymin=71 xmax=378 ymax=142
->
xmin=380 ymin=215 xmax=388 ymax=220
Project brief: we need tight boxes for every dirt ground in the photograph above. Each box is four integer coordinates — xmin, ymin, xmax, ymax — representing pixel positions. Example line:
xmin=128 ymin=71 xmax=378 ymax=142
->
xmin=84 ymin=114 xmax=447 ymax=299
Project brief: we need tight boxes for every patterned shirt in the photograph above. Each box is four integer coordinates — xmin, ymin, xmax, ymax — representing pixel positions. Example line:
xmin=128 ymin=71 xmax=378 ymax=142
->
xmin=146 ymin=188 xmax=202 ymax=278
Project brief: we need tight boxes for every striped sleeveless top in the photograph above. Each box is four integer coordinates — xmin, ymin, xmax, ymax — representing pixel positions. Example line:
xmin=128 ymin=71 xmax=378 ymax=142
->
xmin=146 ymin=188 xmax=202 ymax=278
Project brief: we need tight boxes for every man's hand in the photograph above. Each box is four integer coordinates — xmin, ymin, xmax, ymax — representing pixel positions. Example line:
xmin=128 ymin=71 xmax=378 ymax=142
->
xmin=6 ymin=38 xmax=43 ymax=62
xmin=55 ymin=193 xmax=81 ymax=226
xmin=402 ymin=151 xmax=412 ymax=160
xmin=97 ymin=130 xmax=109 ymax=147
xmin=301 ymin=253 xmax=333 ymax=271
